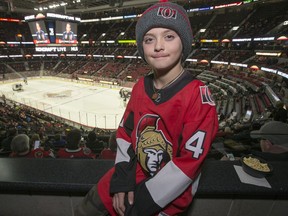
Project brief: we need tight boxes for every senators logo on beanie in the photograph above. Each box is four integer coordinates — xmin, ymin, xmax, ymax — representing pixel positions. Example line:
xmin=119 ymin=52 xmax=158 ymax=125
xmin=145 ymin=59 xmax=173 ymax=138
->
xmin=136 ymin=1 xmax=193 ymax=62
xmin=157 ymin=7 xmax=177 ymax=19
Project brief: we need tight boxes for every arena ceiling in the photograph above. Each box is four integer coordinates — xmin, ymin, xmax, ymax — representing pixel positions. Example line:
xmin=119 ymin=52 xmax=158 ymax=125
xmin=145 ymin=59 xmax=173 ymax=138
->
xmin=1 ymin=0 xmax=163 ymax=15
xmin=1 ymin=0 xmax=282 ymax=16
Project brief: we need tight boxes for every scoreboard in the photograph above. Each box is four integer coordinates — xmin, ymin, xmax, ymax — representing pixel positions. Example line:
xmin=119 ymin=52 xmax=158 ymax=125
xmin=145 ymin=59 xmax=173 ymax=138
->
xmin=25 ymin=13 xmax=81 ymax=52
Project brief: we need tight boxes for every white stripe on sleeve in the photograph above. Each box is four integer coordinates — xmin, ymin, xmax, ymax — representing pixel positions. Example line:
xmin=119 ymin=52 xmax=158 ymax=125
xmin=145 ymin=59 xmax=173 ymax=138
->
xmin=145 ymin=161 xmax=192 ymax=208
xmin=115 ymin=138 xmax=131 ymax=164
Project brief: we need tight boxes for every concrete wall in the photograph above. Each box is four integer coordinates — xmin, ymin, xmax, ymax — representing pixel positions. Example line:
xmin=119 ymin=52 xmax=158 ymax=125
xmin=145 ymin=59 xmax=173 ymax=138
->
xmin=0 ymin=194 xmax=287 ymax=216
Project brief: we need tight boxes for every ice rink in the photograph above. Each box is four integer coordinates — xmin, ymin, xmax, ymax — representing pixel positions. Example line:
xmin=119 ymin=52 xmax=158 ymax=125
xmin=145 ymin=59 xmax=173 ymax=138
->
xmin=0 ymin=77 xmax=128 ymax=129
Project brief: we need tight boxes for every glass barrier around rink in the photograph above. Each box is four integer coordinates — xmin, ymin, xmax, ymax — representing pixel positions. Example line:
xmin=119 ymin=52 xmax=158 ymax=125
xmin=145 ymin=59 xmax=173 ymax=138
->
xmin=3 ymin=91 xmax=122 ymax=130
xmin=1 ymin=77 xmax=128 ymax=130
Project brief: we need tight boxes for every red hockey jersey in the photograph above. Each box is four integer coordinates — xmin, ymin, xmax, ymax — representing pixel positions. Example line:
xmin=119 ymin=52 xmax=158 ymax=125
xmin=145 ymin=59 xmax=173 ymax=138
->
xmin=99 ymin=148 xmax=116 ymax=160
xmin=57 ymin=147 xmax=96 ymax=159
xmin=10 ymin=148 xmax=55 ymax=158
xmin=98 ymin=71 xmax=218 ymax=216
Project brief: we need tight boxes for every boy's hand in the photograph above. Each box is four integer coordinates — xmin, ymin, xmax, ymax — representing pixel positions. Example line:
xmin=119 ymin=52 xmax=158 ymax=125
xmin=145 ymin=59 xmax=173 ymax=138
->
xmin=113 ymin=191 xmax=134 ymax=216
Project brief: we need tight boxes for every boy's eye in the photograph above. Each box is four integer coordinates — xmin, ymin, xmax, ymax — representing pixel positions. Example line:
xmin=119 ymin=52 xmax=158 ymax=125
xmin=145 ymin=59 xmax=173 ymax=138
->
xmin=143 ymin=37 xmax=154 ymax=44
xmin=165 ymin=34 xmax=175 ymax=40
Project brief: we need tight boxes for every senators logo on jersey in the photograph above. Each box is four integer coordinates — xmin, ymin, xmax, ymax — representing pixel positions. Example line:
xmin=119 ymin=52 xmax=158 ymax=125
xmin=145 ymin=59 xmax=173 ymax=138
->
xmin=136 ymin=114 xmax=173 ymax=176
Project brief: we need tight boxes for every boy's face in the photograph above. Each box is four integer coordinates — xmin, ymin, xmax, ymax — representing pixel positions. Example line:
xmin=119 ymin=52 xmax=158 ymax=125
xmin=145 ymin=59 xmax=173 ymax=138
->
xmin=143 ymin=28 xmax=182 ymax=71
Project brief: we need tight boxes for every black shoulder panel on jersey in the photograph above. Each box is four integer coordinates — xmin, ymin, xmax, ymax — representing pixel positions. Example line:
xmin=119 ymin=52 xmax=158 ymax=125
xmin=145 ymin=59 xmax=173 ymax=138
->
xmin=124 ymin=111 xmax=134 ymax=137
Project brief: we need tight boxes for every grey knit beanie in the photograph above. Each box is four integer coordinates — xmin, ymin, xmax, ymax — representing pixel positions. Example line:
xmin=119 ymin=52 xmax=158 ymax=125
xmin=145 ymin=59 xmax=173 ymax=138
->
xmin=136 ymin=1 xmax=193 ymax=62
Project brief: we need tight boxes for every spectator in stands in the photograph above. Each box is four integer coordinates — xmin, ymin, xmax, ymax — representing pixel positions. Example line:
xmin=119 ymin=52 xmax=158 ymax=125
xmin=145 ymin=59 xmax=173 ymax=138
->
xmin=0 ymin=127 xmax=18 ymax=153
xmin=9 ymin=134 xmax=55 ymax=158
xmin=85 ymin=130 xmax=104 ymax=156
xmin=218 ymin=108 xmax=225 ymax=122
xmin=52 ymin=133 xmax=67 ymax=149
xmin=10 ymin=134 xmax=30 ymax=157
xmin=272 ymin=101 xmax=287 ymax=123
xmin=1 ymin=94 xmax=6 ymax=105
xmin=29 ymin=133 xmax=41 ymax=147
xmin=250 ymin=121 xmax=288 ymax=161
xmin=57 ymin=129 xmax=96 ymax=159
xmin=74 ymin=2 xmax=218 ymax=216
xmin=99 ymin=131 xmax=117 ymax=160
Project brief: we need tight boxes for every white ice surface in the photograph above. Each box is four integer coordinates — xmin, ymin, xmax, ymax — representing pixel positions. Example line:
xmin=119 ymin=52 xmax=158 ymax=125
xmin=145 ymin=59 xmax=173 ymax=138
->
xmin=1 ymin=78 xmax=128 ymax=129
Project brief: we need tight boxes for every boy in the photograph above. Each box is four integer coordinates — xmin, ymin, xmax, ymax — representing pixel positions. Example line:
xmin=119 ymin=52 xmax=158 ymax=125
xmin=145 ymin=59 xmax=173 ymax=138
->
xmin=75 ymin=1 xmax=218 ymax=215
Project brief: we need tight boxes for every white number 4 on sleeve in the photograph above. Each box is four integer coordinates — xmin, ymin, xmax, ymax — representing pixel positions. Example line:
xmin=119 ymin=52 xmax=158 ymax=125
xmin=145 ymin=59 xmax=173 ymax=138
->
xmin=185 ymin=131 xmax=206 ymax=159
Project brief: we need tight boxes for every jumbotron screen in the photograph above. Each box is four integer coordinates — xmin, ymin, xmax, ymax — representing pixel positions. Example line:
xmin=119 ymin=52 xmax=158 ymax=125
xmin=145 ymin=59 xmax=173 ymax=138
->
xmin=25 ymin=13 xmax=80 ymax=52
xmin=55 ymin=21 xmax=78 ymax=44
xmin=28 ymin=20 xmax=51 ymax=44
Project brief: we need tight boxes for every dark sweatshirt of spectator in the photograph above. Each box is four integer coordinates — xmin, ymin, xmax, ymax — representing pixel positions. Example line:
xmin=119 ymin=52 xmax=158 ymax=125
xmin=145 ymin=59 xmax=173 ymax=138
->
xmin=85 ymin=130 xmax=104 ymax=156
xmin=0 ymin=127 xmax=18 ymax=153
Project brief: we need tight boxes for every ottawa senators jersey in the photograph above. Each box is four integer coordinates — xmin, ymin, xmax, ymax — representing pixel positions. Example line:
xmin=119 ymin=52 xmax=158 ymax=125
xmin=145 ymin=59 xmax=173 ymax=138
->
xmin=98 ymin=70 xmax=219 ymax=216
xmin=99 ymin=148 xmax=116 ymax=160
xmin=10 ymin=148 xmax=55 ymax=158
xmin=57 ymin=147 xmax=96 ymax=159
